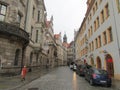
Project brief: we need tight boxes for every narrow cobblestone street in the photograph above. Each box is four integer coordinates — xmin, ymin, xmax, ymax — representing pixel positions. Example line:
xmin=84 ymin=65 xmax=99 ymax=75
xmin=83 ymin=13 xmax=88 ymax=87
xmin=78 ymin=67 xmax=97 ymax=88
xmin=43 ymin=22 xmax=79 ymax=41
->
xmin=16 ymin=66 xmax=118 ymax=90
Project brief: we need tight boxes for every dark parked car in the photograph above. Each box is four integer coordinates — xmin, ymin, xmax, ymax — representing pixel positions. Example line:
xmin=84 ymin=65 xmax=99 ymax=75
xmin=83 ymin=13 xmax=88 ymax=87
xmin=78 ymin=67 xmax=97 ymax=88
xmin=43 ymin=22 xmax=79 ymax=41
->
xmin=85 ymin=67 xmax=112 ymax=87
xmin=76 ymin=64 xmax=92 ymax=76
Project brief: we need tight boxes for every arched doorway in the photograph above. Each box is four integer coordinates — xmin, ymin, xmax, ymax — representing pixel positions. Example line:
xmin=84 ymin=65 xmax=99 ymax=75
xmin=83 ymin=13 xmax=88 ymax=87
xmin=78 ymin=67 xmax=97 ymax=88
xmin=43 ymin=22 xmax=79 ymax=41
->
xmin=14 ymin=49 xmax=20 ymax=66
xmin=105 ymin=54 xmax=114 ymax=77
xmin=90 ymin=57 xmax=94 ymax=66
xmin=96 ymin=56 xmax=101 ymax=69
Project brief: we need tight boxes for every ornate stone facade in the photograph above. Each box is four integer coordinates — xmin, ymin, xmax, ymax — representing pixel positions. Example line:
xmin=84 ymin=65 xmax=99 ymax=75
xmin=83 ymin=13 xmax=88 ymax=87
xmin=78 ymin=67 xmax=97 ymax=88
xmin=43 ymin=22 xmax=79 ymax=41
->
xmin=0 ymin=0 xmax=29 ymax=74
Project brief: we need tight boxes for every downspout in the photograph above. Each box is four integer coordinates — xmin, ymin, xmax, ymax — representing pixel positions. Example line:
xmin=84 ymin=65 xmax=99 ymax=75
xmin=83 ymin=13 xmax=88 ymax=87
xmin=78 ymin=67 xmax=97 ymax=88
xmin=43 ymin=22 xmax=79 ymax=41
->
xmin=21 ymin=0 xmax=29 ymax=71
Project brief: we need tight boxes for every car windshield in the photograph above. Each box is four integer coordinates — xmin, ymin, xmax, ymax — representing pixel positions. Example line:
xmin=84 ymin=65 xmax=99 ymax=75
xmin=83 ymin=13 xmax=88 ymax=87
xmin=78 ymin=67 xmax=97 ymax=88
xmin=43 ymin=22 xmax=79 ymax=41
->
xmin=94 ymin=69 xmax=108 ymax=75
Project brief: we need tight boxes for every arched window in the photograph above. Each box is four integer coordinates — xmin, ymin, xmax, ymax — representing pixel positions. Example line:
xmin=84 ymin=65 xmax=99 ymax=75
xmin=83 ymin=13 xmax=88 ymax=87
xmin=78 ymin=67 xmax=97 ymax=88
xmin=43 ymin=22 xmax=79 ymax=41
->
xmin=14 ymin=49 xmax=20 ymax=66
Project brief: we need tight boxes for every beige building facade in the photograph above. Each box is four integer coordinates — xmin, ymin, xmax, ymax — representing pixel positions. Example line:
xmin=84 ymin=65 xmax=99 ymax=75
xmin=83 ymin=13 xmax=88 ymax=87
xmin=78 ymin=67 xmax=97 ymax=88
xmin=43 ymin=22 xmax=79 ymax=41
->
xmin=54 ymin=33 xmax=67 ymax=66
xmin=0 ymin=0 xmax=29 ymax=74
xmin=24 ymin=0 xmax=47 ymax=68
xmin=45 ymin=17 xmax=57 ymax=68
xmin=0 ymin=0 xmax=49 ymax=74
xmin=75 ymin=0 xmax=120 ymax=80
xmin=67 ymin=41 xmax=74 ymax=65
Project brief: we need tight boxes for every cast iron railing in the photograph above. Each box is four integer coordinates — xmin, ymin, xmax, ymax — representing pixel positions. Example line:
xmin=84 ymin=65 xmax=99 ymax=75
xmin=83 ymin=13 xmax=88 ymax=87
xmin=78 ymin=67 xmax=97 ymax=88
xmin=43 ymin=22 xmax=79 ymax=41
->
xmin=0 ymin=21 xmax=29 ymax=44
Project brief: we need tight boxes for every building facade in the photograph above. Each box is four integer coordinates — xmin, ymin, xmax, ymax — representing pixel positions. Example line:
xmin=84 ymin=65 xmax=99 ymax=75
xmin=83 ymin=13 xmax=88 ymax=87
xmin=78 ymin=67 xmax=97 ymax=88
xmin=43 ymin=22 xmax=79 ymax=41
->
xmin=75 ymin=0 xmax=120 ymax=80
xmin=0 ymin=0 xmax=50 ymax=74
xmin=45 ymin=16 xmax=57 ymax=68
xmin=0 ymin=0 xmax=29 ymax=74
xmin=62 ymin=34 xmax=68 ymax=66
xmin=23 ymin=0 xmax=48 ymax=69
xmin=67 ymin=41 xmax=74 ymax=65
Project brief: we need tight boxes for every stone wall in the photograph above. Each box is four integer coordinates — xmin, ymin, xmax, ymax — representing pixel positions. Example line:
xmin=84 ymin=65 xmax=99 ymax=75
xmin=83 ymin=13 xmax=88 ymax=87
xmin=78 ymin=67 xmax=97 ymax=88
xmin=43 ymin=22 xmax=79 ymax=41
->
xmin=0 ymin=37 xmax=23 ymax=74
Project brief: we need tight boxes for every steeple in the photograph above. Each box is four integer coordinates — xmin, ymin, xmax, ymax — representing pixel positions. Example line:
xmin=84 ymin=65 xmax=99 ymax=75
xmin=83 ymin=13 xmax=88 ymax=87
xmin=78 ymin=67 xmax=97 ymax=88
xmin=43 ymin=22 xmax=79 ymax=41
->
xmin=63 ymin=33 xmax=67 ymax=43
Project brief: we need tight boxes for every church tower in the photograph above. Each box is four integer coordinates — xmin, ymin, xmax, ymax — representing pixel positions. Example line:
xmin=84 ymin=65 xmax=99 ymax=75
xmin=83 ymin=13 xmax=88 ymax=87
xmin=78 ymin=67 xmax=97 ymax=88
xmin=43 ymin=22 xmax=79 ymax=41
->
xmin=63 ymin=33 xmax=67 ymax=43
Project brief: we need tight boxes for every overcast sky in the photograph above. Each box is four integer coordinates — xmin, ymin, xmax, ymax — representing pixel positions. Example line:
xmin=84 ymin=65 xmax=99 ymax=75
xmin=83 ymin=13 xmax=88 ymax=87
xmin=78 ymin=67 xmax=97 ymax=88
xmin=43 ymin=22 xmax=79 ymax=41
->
xmin=44 ymin=0 xmax=87 ymax=43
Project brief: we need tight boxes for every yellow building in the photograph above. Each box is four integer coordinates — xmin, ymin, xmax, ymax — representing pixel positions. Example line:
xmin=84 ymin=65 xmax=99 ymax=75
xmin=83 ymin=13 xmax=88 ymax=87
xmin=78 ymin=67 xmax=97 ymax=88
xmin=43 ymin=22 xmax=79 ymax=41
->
xmin=75 ymin=0 xmax=120 ymax=80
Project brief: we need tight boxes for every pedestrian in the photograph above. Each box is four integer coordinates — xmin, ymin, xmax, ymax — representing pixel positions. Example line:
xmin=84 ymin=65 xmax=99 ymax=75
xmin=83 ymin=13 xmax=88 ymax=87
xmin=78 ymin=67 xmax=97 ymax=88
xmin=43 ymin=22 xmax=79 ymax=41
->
xmin=21 ymin=65 xmax=27 ymax=81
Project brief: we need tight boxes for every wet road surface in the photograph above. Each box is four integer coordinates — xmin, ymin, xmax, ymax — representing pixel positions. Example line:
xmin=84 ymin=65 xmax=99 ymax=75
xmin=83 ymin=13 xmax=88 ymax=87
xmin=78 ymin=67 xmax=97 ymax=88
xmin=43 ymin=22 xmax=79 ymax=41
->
xmin=17 ymin=66 xmax=116 ymax=90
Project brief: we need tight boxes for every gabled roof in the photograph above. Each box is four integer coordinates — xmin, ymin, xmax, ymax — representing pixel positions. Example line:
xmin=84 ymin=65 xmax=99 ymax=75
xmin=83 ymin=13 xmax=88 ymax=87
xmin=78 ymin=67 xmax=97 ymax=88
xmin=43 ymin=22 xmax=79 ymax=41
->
xmin=54 ymin=34 xmax=60 ymax=39
xmin=62 ymin=42 xmax=69 ymax=48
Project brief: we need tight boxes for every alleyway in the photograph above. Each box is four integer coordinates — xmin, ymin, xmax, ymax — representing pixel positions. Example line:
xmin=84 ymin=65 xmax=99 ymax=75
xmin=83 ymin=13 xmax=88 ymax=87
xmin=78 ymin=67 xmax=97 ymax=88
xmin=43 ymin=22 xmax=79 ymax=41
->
xmin=17 ymin=66 xmax=117 ymax=90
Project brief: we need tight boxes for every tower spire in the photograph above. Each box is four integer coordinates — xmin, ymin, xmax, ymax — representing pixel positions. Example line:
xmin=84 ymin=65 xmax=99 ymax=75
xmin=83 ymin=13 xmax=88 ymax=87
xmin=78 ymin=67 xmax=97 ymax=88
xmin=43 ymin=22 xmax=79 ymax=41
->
xmin=63 ymin=32 xmax=67 ymax=43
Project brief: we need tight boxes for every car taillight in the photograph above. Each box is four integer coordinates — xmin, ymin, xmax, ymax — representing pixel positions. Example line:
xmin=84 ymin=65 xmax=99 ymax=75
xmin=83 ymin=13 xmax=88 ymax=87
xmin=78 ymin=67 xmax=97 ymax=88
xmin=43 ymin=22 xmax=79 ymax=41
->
xmin=92 ymin=74 xmax=97 ymax=79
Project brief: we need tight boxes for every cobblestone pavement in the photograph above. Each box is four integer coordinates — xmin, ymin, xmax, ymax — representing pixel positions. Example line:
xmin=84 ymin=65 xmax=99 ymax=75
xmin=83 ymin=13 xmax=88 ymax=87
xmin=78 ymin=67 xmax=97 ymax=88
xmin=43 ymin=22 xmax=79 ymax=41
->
xmin=17 ymin=66 xmax=120 ymax=90
xmin=0 ymin=67 xmax=54 ymax=90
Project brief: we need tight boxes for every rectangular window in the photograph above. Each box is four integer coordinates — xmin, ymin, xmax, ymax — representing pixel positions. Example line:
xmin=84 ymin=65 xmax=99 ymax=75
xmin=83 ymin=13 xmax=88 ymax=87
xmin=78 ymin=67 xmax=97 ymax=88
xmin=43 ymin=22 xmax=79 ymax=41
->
xmin=37 ymin=11 xmax=40 ymax=22
xmin=90 ymin=14 xmax=91 ymax=20
xmin=36 ymin=30 xmax=38 ymax=43
xmin=100 ymin=10 xmax=104 ymax=24
xmin=103 ymin=31 xmax=107 ymax=45
xmin=31 ymin=26 xmax=33 ymax=38
xmin=94 ymin=21 xmax=96 ymax=31
xmin=105 ymin=4 xmax=109 ymax=19
xmin=91 ymin=26 xmax=93 ymax=36
xmin=95 ymin=38 xmax=98 ymax=49
xmin=108 ymin=27 xmax=113 ymax=42
xmin=97 ymin=17 xmax=99 ymax=28
xmin=32 ymin=7 xmax=35 ymax=18
xmin=93 ymin=7 xmax=95 ymax=15
xmin=95 ymin=2 xmax=98 ymax=11
xmin=0 ymin=4 xmax=7 ymax=21
xmin=88 ymin=29 xmax=90 ymax=38
xmin=98 ymin=36 xmax=101 ymax=47
xmin=92 ymin=41 xmax=94 ymax=51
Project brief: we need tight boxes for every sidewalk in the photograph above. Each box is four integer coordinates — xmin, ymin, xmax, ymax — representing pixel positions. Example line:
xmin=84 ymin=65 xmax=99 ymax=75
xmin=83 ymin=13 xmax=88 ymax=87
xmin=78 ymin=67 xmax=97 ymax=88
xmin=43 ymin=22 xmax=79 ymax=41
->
xmin=0 ymin=67 xmax=53 ymax=90
xmin=112 ymin=79 xmax=120 ymax=90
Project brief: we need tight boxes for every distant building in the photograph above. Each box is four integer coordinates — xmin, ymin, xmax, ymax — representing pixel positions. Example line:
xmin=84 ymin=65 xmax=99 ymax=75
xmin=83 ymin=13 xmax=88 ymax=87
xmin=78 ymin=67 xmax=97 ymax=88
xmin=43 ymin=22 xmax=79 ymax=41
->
xmin=67 ymin=41 xmax=74 ymax=65
xmin=62 ymin=33 xmax=69 ymax=65
xmin=45 ymin=16 xmax=57 ymax=68
xmin=54 ymin=33 xmax=64 ymax=66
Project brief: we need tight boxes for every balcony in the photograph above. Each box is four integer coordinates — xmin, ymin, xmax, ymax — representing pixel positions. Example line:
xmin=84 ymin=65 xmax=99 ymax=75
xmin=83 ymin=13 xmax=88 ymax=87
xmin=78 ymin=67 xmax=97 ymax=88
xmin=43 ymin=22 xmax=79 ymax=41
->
xmin=0 ymin=21 xmax=29 ymax=45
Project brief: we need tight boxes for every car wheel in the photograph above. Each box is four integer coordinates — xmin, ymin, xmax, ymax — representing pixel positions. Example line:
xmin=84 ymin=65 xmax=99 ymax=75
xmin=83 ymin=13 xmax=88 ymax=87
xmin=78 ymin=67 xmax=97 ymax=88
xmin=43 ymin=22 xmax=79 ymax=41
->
xmin=90 ymin=79 xmax=94 ymax=86
xmin=106 ymin=84 xmax=111 ymax=87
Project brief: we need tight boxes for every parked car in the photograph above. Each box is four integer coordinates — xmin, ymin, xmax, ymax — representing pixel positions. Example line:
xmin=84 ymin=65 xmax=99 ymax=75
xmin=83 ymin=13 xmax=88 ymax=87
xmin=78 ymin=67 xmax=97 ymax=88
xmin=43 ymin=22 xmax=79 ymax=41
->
xmin=76 ymin=64 xmax=92 ymax=76
xmin=72 ymin=64 xmax=77 ymax=71
xmin=69 ymin=62 xmax=74 ymax=69
xmin=69 ymin=64 xmax=73 ymax=69
xmin=85 ymin=67 xmax=112 ymax=87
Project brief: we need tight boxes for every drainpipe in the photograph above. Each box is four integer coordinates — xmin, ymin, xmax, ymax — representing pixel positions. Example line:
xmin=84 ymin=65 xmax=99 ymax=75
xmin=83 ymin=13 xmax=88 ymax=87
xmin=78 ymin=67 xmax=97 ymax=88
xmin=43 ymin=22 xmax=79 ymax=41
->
xmin=21 ymin=44 xmax=27 ymax=71
xmin=21 ymin=0 xmax=29 ymax=72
